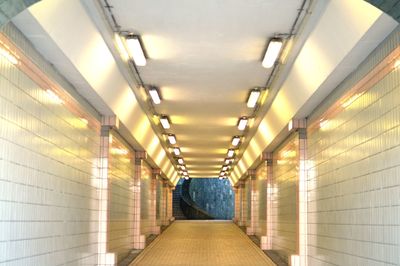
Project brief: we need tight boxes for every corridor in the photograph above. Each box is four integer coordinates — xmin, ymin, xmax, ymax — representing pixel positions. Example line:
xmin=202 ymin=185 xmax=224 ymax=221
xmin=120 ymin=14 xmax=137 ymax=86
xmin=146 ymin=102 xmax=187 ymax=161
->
xmin=130 ymin=221 xmax=274 ymax=266
xmin=1 ymin=0 xmax=400 ymax=265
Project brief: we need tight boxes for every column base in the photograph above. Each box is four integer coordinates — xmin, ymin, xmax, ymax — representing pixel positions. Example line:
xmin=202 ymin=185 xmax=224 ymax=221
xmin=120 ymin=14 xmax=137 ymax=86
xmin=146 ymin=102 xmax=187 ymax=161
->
xmin=98 ymin=253 xmax=116 ymax=266
xmin=133 ymin=235 xmax=146 ymax=249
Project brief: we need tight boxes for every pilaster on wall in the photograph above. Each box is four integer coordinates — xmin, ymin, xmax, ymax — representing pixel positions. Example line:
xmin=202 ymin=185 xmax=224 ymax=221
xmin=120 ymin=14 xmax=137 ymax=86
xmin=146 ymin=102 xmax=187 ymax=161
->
xmin=150 ymin=169 xmax=161 ymax=235
xmin=98 ymin=116 xmax=119 ymax=266
xmin=288 ymin=119 xmax=307 ymax=266
xmin=160 ymin=180 xmax=168 ymax=226
xmin=238 ymin=181 xmax=246 ymax=226
xmin=233 ymin=187 xmax=240 ymax=224
xmin=246 ymin=170 xmax=257 ymax=236
xmin=133 ymin=151 xmax=147 ymax=249
xmin=167 ymin=186 xmax=174 ymax=223
xmin=261 ymin=152 xmax=273 ymax=250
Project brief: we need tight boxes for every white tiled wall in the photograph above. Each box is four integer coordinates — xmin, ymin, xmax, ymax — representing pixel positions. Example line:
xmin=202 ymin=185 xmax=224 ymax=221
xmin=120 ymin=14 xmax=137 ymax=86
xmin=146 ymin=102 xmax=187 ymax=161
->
xmin=306 ymin=28 xmax=400 ymax=266
xmin=0 ymin=25 xmax=101 ymax=265
xmin=271 ymin=133 xmax=299 ymax=263
xmin=140 ymin=161 xmax=152 ymax=237
xmin=107 ymin=134 xmax=135 ymax=262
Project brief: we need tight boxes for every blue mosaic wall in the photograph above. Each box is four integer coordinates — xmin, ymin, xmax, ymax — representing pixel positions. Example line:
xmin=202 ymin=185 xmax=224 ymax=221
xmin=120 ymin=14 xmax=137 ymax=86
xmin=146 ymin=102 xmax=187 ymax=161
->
xmin=189 ymin=178 xmax=234 ymax=220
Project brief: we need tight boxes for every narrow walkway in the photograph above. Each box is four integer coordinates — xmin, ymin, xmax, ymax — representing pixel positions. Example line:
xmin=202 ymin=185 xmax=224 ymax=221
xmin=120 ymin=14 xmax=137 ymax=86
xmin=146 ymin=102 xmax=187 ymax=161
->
xmin=130 ymin=221 xmax=275 ymax=266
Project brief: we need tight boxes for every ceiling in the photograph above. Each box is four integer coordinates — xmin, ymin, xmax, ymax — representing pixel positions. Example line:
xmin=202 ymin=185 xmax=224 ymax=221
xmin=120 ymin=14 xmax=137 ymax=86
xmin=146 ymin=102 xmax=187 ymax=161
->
xmin=105 ymin=0 xmax=304 ymax=178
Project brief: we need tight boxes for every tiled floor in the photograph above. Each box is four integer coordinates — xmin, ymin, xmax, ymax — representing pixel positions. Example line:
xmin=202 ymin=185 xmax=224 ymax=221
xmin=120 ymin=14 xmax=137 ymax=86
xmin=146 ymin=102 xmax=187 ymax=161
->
xmin=130 ymin=220 xmax=275 ymax=266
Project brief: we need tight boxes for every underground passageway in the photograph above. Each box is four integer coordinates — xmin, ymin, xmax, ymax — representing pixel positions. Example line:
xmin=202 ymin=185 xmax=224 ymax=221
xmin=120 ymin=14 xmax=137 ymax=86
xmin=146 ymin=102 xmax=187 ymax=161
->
xmin=1 ymin=0 xmax=400 ymax=265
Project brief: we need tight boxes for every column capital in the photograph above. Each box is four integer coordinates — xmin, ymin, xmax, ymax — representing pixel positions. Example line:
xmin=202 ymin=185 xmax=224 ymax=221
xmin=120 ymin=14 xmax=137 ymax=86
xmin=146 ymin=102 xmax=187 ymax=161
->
xmin=261 ymin=152 xmax=272 ymax=161
xmin=101 ymin=115 xmax=119 ymax=128
xmin=246 ymin=169 xmax=256 ymax=179
xmin=152 ymin=168 xmax=161 ymax=179
xmin=288 ymin=118 xmax=306 ymax=131
xmin=135 ymin=151 xmax=147 ymax=160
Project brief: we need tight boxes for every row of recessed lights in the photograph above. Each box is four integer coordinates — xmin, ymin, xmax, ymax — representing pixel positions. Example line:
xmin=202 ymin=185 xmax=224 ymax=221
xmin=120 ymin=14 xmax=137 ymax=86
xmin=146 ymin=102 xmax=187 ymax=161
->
xmin=115 ymin=33 xmax=190 ymax=180
xmin=219 ymin=38 xmax=283 ymax=180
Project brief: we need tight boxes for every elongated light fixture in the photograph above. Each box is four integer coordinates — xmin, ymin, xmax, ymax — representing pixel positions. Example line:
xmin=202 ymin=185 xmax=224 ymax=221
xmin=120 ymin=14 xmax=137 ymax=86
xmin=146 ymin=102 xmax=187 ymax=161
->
xmin=173 ymin=147 xmax=181 ymax=156
xmin=0 ymin=47 xmax=18 ymax=65
xmin=177 ymin=158 xmax=184 ymax=164
xmin=149 ymin=87 xmax=161 ymax=104
xmin=160 ymin=115 xmax=171 ymax=129
xmin=262 ymin=38 xmax=283 ymax=68
xmin=247 ymin=89 xmax=261 ymax=108
xmin=125 ymin=35 xmax=147 ymax=66
xmin=237 ymin=117 xmax=248 ymax=131
xmin=167 ymin=134 xmax=176 ymax=145
xmin=227 ymin=149 xmax=235 ymax=158
xmin=232 ymin=136 xmax=241 ymax=147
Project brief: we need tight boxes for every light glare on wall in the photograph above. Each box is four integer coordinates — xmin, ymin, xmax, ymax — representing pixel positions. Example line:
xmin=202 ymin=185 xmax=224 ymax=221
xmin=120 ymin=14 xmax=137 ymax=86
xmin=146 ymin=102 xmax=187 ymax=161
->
xmin=0 ymin=47 xmax=18 ymax=65
xmin=46 ymin=89 xmax=63 ymax=104
xmin=262 ymin=38 xmax=283 ymax=68
xmin=125 ymin=35 xmax=147 ymax=66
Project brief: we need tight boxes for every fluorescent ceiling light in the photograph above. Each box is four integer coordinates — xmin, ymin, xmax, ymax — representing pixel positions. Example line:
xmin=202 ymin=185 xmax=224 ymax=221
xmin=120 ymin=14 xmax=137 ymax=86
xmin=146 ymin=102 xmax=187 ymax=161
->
xmin=173 ymin=147 xmax=181 ymax=156
xmin=227 ymin=149 xmax=235 ymax=158
xmin=247 ymin=89 xmax=261 ymax=108
xmin=125 ymin=35 xmax=147 ymax=66
xmin=262 ymin=38 xmax=283 ymax=68
xmin=225 ymin=158 xmax=233 ymax=164
xmin=177 ymin=158 xmax=184 ymax=164
xmin=160 ymin=116 xmax=171 ymax=129
xmin=231 ymin=136 xmax=241 ymax=147
xmin=167 ymin=134 xmax=176 ymax=145
xmin=149 ymin=87 xmax=161 ymax=104
xmin=237 ymin=117 xmax=248 ymax=131
xmin=222 ymin=166 xmax=228 ymax=171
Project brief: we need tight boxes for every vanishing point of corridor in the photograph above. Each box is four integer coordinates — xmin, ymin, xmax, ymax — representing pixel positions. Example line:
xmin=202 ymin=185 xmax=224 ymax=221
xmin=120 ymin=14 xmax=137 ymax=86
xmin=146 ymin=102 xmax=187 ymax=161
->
xmin=130 ymin=221 xmax=274 ymax=266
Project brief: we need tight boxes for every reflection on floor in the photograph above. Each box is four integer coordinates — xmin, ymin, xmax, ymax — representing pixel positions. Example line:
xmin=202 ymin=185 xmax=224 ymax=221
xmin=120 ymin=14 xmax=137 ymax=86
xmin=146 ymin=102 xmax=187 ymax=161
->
xmin=130 ymin=220 xmax=275 ymax=266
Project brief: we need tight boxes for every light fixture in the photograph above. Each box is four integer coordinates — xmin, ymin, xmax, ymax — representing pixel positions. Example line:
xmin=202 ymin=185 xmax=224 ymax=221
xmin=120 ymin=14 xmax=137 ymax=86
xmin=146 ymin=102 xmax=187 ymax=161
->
xmin=247 ymin=89 xmax=261 ymax=108
xmin=180 ymin=165 xmax=186 ymax=170
xmin=160 ymin=115 xmax=171 ymax=129
xmin=222 ymin=166 xmax=228 ymax=171
xmin=183 ymin=171 xmax=188 ymax=175
xmin=125 ymin=35 xmax=147 ymax=66
xmin=46 ymin=89 xmax=63 ymax=104
xmin=218 ymin=176 xmax=223 ymax=180
xmin=184 ymin=176 xmax=189 ymax=180
xmin=231 ymin=136 xmax=241 ymax=147
xmin=177 ymin=158 xmax=184 ymax=164
xmin=237 ymin=117 xmax=248 ymax=131
xmin=173 ymin=147 xmax=181 ymax=156
xmin=262 ymin=38 xmax=283 ymax=68
xmin=227 ymin=149 xmax=235 ymax=158
xmin=149 ymin=86 xmax=161 ymax=104
xmin=167 ymin=134 xmax=177 ymax=145
xmin=225 ymin=158 xmax=233 ymax=164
